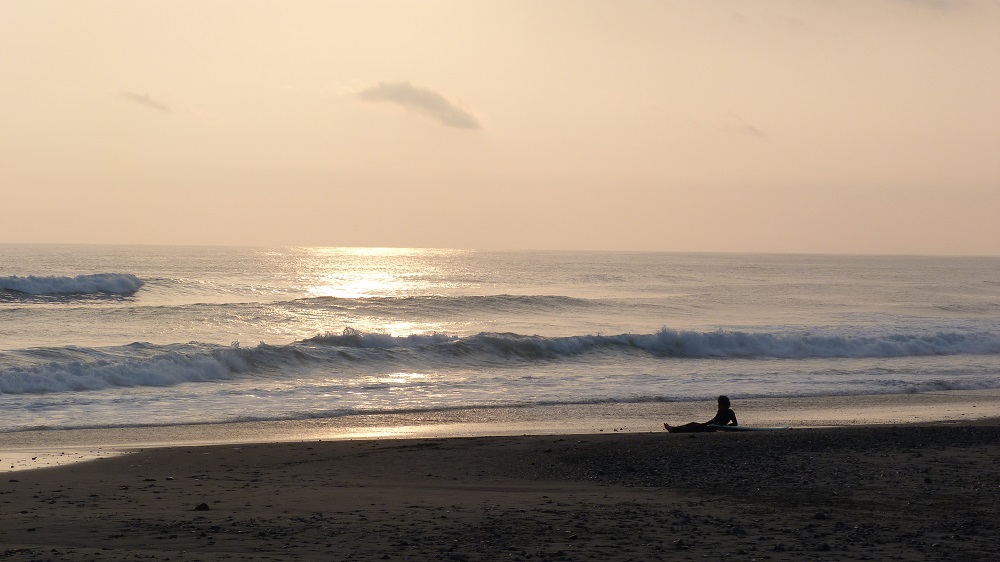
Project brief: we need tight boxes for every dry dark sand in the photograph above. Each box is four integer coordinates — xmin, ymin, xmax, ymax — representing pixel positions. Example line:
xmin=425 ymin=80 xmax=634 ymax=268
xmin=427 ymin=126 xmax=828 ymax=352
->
xmin=2 ymin=422 xmax=999 ymax=561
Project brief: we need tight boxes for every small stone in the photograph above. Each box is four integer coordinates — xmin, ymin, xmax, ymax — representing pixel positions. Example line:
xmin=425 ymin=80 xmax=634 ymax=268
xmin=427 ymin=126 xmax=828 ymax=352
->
xmin=193 ymin=503 xmax=210 ymax=511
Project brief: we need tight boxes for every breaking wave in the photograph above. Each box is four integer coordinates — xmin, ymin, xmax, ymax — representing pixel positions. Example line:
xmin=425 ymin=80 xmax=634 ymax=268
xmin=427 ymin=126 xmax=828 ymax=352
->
xmin=3 ymin=328 xmax=998 ymax=395
xmin=0 ymin=273 xmax=144 ymax=296
xmin=0 ymin=345 xmax=249 ymax=394
xmin=305 ymin=328 xmax=1000 ymax=360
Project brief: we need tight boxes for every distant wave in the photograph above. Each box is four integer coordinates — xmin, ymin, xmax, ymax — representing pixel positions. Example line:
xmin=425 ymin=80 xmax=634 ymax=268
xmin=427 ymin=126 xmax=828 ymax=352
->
xmin=0 ymin=273 xmax=143 ymax=296
xmin=294 ymin=294 xmax=596 ymax=315
xmin=3 ymin=328 xmax=998 ymax=395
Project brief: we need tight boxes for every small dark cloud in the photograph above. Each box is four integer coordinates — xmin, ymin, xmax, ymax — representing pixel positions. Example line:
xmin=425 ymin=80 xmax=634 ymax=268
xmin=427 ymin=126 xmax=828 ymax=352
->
xmin=718 ymin=114 xmax=766 ymax=138
xmin=738 ymin=123 xmax=766 ymax=138
xmin=900 ymin=0 xmax=963 ymax=9
xmin=119 ymin=92 xmax=171 ymax=113
xmin=358 ymin=81 xmax=480 ymax=130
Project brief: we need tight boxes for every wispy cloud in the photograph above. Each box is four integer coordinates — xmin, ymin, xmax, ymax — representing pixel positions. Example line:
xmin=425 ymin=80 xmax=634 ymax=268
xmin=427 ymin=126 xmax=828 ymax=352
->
xmin=119 ymin=92 xmax=171 ymax=113
xmin=717 ymin=114 xmax=766 ymax=138
xmin=899 ymin=0 xmax=969 ymax=10
xmin=358 ymin=81 xmax=481 ymax=130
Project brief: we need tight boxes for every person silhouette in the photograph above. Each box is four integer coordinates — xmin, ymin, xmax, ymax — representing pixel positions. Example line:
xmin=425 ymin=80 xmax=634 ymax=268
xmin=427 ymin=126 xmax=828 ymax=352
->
xmin=664 ymin=395 xmax=738 ymax=433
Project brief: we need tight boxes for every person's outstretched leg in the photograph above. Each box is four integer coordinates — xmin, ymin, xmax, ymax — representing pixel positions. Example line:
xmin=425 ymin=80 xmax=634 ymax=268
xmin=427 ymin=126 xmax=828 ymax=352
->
xmin=664 ymin=422 xmax=710 ymax=433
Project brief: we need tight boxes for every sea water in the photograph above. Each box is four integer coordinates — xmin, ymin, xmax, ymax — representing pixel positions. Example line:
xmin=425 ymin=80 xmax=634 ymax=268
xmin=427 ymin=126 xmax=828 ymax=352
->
xmin=1 ymin=245 xmax=998 ymax=433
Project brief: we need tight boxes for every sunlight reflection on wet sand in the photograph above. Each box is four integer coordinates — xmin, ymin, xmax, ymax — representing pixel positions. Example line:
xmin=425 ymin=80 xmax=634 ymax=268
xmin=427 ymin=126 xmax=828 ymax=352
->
xmin=3 ymin=389 xmax=998 ymax=472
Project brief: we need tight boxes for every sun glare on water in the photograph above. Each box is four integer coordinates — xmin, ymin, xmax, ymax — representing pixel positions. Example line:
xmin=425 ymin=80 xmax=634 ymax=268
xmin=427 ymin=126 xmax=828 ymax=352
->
xmin=308 ymin=272 xmax=401 ymax=299
xmin=303 ymin=247 xmax=445 ymax=299
xmin=294 ymin=247 xmax=470 ymax=336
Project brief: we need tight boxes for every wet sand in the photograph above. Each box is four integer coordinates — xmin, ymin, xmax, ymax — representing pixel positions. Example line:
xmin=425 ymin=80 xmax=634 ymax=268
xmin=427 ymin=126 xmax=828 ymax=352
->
xmin=3 ymin=389 xmax=998 ymax=472
xmin=1 ymin=394 xmax=999 ymax=560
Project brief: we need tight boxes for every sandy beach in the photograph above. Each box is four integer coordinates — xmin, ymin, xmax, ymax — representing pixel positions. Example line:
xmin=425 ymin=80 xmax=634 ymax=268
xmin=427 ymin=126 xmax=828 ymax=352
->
xmin=1 ymin=392 xmax=999 ymax=561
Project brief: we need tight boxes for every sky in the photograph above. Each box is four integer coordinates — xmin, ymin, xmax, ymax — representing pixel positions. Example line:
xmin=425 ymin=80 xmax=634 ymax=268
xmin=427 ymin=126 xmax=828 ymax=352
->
xmin=2 ymin=0 xmax=998 ymax=255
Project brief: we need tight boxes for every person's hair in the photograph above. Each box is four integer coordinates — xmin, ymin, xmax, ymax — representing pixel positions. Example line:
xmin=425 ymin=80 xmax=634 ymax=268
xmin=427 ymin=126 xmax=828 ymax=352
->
xmin=717 ymin=395 xmax=731 ymax=409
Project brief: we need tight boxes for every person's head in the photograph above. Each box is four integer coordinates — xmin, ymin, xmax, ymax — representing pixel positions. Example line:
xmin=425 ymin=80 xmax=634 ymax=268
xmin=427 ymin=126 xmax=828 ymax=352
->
xmin=717 ymin=395 xmax=731 ymax=410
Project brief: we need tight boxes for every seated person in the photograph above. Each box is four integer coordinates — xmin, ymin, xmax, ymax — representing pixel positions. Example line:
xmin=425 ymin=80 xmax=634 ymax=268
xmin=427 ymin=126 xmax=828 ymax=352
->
xmin=664 ymin=395 xmax=738 ymax=433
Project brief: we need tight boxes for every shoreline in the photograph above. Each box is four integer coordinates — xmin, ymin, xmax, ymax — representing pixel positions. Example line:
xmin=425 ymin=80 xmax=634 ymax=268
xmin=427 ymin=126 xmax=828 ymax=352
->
xmin=2 ymin=389 xmax=998 ymax=472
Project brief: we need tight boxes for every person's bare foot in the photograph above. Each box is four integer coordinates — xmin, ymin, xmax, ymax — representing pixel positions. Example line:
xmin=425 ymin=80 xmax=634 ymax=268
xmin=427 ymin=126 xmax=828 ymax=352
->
xmin=663 ymin=423 xmax=672 ymax=431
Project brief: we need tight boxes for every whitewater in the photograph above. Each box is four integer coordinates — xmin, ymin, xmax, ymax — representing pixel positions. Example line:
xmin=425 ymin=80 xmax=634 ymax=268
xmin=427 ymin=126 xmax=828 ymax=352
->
xmin=0 ymin=244 xmax=998 ymax=433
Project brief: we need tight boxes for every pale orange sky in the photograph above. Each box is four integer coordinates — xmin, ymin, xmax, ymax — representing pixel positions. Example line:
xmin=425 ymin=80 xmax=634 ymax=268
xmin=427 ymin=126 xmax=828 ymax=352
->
xmin=2 ymin=0 xmax=998 ymax=254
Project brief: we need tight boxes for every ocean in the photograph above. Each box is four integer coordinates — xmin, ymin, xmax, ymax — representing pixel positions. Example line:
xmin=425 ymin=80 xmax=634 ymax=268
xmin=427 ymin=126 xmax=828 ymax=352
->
xmin=1 ymin=245 xmax=998 ymax=434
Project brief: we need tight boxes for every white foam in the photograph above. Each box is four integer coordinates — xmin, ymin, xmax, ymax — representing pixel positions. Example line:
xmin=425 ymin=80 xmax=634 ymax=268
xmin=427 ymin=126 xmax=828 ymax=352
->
xmin=303 ymin=328 xmax=1000 ymax=359
xmin=0 ymin=350 xmax=246 ymax=394
xmin=0 ymin=273 xmax=144 ymax=295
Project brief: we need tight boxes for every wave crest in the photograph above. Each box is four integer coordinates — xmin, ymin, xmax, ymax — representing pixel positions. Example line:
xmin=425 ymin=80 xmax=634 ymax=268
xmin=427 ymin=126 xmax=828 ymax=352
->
xmin=302 ymin=328 xmax=1000 ymax=359
xmin=0 ymin=273 xmax=144 ymax=296
xmin=3 ymin=328 xmax=997 ymax=395
xmin=0 ymin=346 xmax=248 ymax=395
xmin=636 ymin=329 xmax=1000 ymax=358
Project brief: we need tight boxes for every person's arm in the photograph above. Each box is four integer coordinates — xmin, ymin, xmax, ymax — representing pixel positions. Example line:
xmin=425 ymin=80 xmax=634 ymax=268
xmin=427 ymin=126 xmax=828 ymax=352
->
xmin=728 ymin=410 xmax=738 ymax=426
